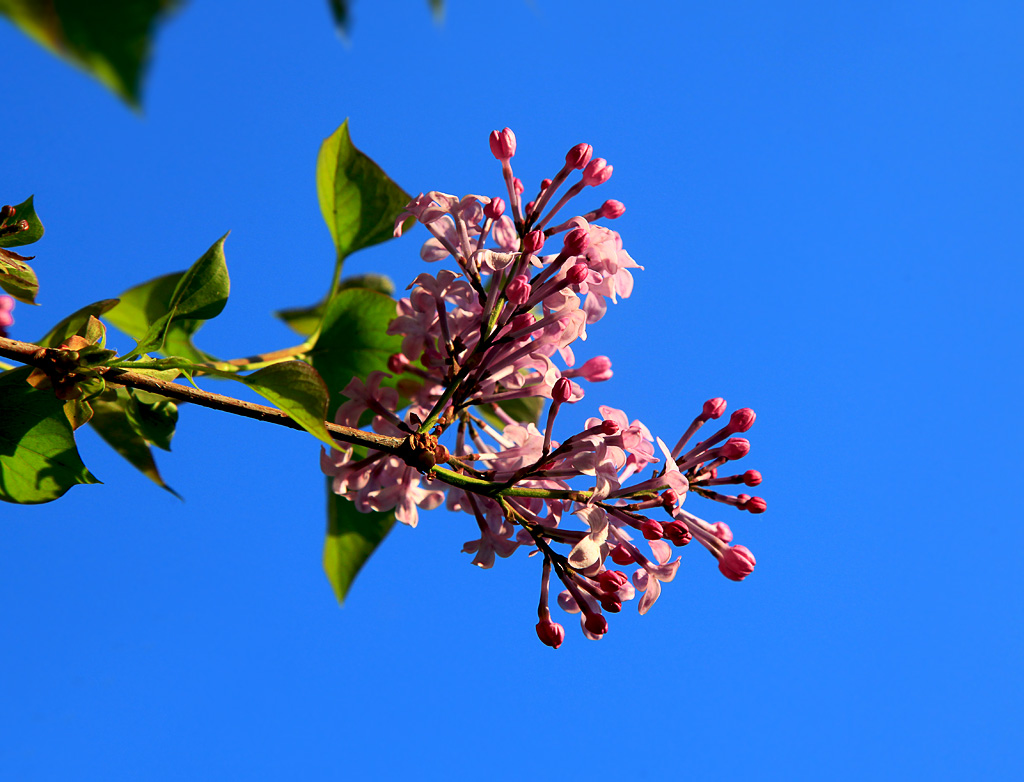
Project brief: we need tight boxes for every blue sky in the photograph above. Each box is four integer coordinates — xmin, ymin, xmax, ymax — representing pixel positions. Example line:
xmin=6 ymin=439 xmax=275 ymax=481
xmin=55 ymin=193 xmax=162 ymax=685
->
xmin=2 ymin=1 xmax=1022 ymax=779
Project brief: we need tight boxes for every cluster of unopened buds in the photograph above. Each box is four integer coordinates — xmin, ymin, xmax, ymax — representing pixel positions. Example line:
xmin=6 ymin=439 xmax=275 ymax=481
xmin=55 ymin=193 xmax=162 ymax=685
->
xmin=321 ymin=128 xmax=766 ymax=647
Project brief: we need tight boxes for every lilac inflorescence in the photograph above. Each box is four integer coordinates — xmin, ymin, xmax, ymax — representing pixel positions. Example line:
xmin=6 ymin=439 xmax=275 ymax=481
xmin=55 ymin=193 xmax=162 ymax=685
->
xmin=320 ymin=128 xmax=765 ymax=646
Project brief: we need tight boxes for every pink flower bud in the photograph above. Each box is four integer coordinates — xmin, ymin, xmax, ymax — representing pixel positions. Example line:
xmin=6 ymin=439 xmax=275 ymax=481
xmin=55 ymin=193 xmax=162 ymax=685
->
xmin=600 ymin=419 xmax=621 ymax=435
xmin=0 ymin=205 xmax=14 ymax=221
xmin=599 ymin=595 xmax=623 ymax=613
xmin=513 ymin=177 xmax=524 ymax=194
xmin=484 ymin=197 xmax=505 ymax=219
xmin=743 ymin=470 xmax=762 ymax=487
xmin=641 ymin=520 xmax=664 ymax=540
xmin=563 ymin=225 xmax=591 ymax=255
xmin=728 ymin=407 xmax=756 ymax=433
xmin=599 ymin=199 xmax=626 ymax=219
xmin=577 ymin=356 xmax=612 ymax=382
xmin=584 ymin=612 xmax=609 ymax=635
xmin=387 ymin=353 xmax=409 ymax=373
xmin=609 ymin=544 xmax=634 ymax=565
xmin=566 ymin=143 xmax=593 ymax=170
xmin=721 ymin=438 xmax=750 ymax=460
xmin=536 ymin=620 xmax=565 ymax=649
xmin=540 ymin=178 xmax=553 ymax=190
xmin=582 ymin=158 xmax=613 ymax=186
xmin=703 ymin=397 xmax=727 ymax=420
xmin=523 ymin=230 xmax=545 ymax=254
xmin=510 ymin=313 xmax=535 ymax=331
xmin=525 ymin=200 xmax=536 ymax=214
xmin=505 ymin=274 xmax=531 ymax=305
xmin=552 ymin=377 xmax=573 ymax=403
xmin=736 ymin=493 xmax=751 ymax=505
xmin=597 ymin=570 xmax=628 ymax=592
xmin=718 ymin=545 xmax=756 ymax=581
xmin=566 ymin=262 xmax=589 ymax=285
xmin=710 ymin=521 xmax=734 ymax=543
xmin=662 ymin=521 xmax=691 ymax=546
xmin=661 ymin=489 xmax=679 ymax=508
xmin=489 ymin=127 xmax=516 ymax=161
xmin=745 ymin=496 xmax=767 ymax=514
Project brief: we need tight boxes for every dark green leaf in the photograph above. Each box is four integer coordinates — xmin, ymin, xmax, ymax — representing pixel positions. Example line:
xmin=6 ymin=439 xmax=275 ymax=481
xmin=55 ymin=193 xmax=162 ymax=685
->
xmin=317 ymin=120 xmax=412 ymax=273
xmin=0 ymin=367 xmax=100 ymax=504
xmin=0 ymin=249 xmax=39 ymax=304
xmin=38 ymin=300 xmax=119 ymax=347
xmin=477 ymin=395 xmax=545 ymax=430
xmin=326 ymin=0 xmax=350 ymax=36
xmin=0 ymin=0 xmax=178 ymax=107
xmin=237 ymin=361 xmax=336 ymax=450
xmin=276 ymin=273 xmax=395 ymax=337
xmin=310 ymin=287 xmax=401 ymax=414
xmin=323 ymin=484 xmax=395 ymax=604
xmin=0 ymin=195 xmax=45 ymax=248
xmin=122 ymin=387 xmax=177 ymax=451
xmin=89 ymin=387 xmax=178 ymax=496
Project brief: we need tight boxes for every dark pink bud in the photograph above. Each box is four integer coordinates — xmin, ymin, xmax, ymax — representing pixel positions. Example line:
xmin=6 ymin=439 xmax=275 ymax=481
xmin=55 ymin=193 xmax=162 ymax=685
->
xmin=484 ymin=197 xmax=505 ymax=219
xmin=540 ymin=178 xmax=553 ymax=190
xmin=728 ymin=407 xmax=756 ymax=433
xmin=599 ymin=595 xmax=622 ymax=613
xmin=597 ymin=570 xmax=628 ymax=592
xmin=0 ymin=205 xmax=14 ymax=221
xmin=387 ymin=353 xmax=410 ymax=373
xmin=536 ymin=620 xmax=565 ymax=649
xmin=641 ymin=520 xmax=664 ymax=540
xmin=566 ymin=262 xmax=589 ymax=285
xmin=743 ymin=470 xmax=762 ymax=487
xmin=745 ymin=496 xmax=767 ymax=514
xmin=721 ymin=438 xmax=750 ymax=460
xmin=489 ymin=127 xmax=516 ymax=160
xmin=523 ymin=230 xmax=545 ymax=254
xmin=609 ymin=544 xmax=634 ymax=565
xmin=703 ymin=397 xmax=727 ymax=420
xmin=736 ymin=494 xmax=751 ymax=505
xmin=513 ymin=177 xmax=524 ymax=194
xmin=15 ymin=220 xmax=28 ymax=232
xmin=563 ymin=225 xmax=591 ymax=255
xmin=661 ymin=489 xmax=679 ymax=508
xmin=599 ymin=199 xmax=626 ymax=219
xmin=552 ymin=377 xmax=573 ymax=403
xmin=662 ymin=521 xmax=691 ymax=546
xmin=525 ymin=200 xmax=536 ymax=215
xmin=719 ymin=545 xmax=756 ymax=581
xmin=510 ymin=313 xmax=535 ymax=331
xmin=577 ymin=356 xmax=612 ymax=382
xmin=582 ymin=158 xmax=613 ymax=186
xmin=600 ymin=419 xmax=621 ymax=435
xmin=584 ymin=612 xmax=608 ymax=635
xmin=505 ymin=274 xmax=531 ymax=305
xmin=565 ymin=143 xmax=593 ymax=170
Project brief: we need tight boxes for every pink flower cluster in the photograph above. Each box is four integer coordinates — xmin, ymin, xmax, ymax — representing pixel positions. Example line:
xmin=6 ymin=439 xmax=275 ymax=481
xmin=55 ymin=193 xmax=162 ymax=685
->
xmin=321 ymin=129 xmax=765 ymax=646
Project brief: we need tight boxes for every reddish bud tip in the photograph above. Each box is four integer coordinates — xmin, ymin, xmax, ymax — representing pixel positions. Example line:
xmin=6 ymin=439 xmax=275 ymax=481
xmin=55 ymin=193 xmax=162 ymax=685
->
xmin=662 ymin=521 xmax=692 ymax=546
xmin=536 ymin=620 xmax=565 ymax=649
xmin=0 ymin=205 xmax=14 ymax=221
xmin=577 ymin=356 xmax=612 ymax=382
xmin=552 ymin=377 xmax=573 ymax=403
xmin=600 ymin=419 xmax=621 ymax=436
xmin=525 ymin=200 xmax=536 ymax=214
xmin=745 ymin=496 xmax=767 ymax=514
xmin=710 ymin=521 xmax=734 ymax=543
xmin=566 ymin=143 xmax=593 ymax=170
xmin=721 ymin=438 xmax=750 ymax=460
xmin=523 ymin=230 xmax=545 ymax=254
xmin=513 ymin=177 xmax=524 ymax=195
xmin=719 ymin=545 xmax=756 ymax=581
xmin=597 ymin=570 xmax=628 ymax=592
xmin=582 ymin=158 xmax=613 ymax=187
xmin=505 ymin=274 xmax=531 ymax=306
xmin=728 ymin=407 xmax=756 ymax=433
xmin=15 ymin=220 xmax=28 ymax=231
xmin=484 ymin=197 xmax=506 ymax=219
xmin=599 ymin=199 xmax=626 ymax=219
xmin=584 ymin=612 xmax=609 ymax=635
xmin=641 ymin=520 xmax=664 ymax=540
xmin=661 ymin=489 xmax=679 ymax=508
xmin=387 ymin=353 xmax=410 ymax=373
xmin=743 ymin=470 xmax=762 ymax=487
xmin=540 ymin=178 xmax=553 ymax=190
xmin=703 ymin=397 xmax=727 ymax=420
xmin=609 ymin=544 xmax=634 ymax=565
xmin=599 ymin=595 xmax=623 ymax=613
xmin=563 ymin=225 xmax=591 ymax=255
xmin=566 ymin=262 xmax=589 ymax=285
xmin=489 ymin=127 xmax=516 ymax=161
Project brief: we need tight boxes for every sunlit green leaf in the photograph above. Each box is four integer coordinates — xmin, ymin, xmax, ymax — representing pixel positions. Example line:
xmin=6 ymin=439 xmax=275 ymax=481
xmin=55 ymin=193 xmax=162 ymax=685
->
xmin=237 ymin=361 xmax=336 ymax=450
xmin=317 ymin=119 xmax=412 ymax=274
xmin=276 ymin=273 xmax=395 ymax=337
xmin=323 ymin=484 xmax=395 ymax=604
xmin=0 ymin=249 xmax=39 ymax=304
xmin=0 ymin=0 xmax=178 ymax=107
xmin=0 ymin=195 xmax=45 ymax=248
xmin=0 ymin=367 xmax=100 ymax=504
xmin=38 ymin=299 xmax=119 ymax=347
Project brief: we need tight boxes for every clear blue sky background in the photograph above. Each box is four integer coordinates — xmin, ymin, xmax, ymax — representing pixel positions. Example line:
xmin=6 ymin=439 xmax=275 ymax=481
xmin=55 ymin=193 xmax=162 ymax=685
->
xmin=2 ymin=1 xmax=1022 ymax=779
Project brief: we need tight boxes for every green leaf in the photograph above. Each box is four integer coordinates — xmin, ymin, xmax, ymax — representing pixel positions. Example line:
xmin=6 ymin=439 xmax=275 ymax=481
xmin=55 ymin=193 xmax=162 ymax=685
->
xmin=310 ymin=287 xmax=401 ymax=414
xmin=326 ymin=0 xmax=350 ymax=36
xmin=0 ymin=248 xmax=40 ymax=304
xmin=317 ymin=119 xmax=412 ymax=273
xmin=88 ymin=387 xmax=178 ymax=496
xmin=237 ymin=361 xmax=336 ymax=450
xmin=0 ymin=195 xmax=45 ymax=248
xmin=323 ymin=484 xmax=395 ymax=604
xmin=0 ymin=0 xmax=178 ymax=107
xmin=122 ymin=387 xmax=177 ymax=451
xmin=38 ymin=299 xmax=119 ymax=347
xmin=0 ymin=367 xmax=100 ymax=504
xmin=477 ymin=396 xmax=545 ymax=431
xmin=108 ymin=234 xmax=229 ymax=360
xmin=276 ymin=273 xmax=395 ymax=337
